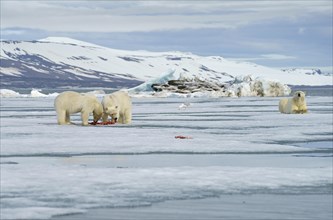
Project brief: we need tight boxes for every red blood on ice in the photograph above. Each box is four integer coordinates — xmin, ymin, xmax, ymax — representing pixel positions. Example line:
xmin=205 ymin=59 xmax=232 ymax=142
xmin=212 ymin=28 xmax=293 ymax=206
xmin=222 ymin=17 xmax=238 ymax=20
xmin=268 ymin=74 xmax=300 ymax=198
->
xmin=89 ymin=121 xmax=116 ymax=125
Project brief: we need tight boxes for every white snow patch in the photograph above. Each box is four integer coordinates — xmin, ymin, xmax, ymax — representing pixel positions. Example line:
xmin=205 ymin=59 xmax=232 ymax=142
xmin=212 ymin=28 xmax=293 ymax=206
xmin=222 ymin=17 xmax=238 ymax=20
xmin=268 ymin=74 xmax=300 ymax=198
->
xmin=0 ymin=89 xmax=21 ymax=97
xmin=0 ymin=67 xmax=23 ymax=76
xmin=38 ymin=37 xmax=103 ymax=48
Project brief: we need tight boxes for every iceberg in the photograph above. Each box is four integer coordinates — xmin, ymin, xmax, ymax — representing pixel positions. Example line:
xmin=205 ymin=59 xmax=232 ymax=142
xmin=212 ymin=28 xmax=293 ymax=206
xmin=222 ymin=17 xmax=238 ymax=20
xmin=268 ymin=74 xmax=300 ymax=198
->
xmin=128 ymin=69 xmax=178 ymax=93
xmin=129 ymin=71 xmax=291 ymax=98
xmin=226 ymin=75 xmax=291 ymax=97
xmin=0 ymin=89 xmax=21 ymax=98
xmin=30 ymin=89 xmax=48 ymax=97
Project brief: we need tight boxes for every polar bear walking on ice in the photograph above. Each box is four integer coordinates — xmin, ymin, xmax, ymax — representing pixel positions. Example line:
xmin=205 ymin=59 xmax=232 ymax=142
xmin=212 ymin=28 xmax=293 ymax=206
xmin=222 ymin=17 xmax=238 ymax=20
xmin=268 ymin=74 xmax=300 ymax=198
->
xmin=102 ymin=91 xmax=132 ymax=124
xmin=54 ymin=91 xmax=103 ymax=125
xmin=279 ymin=91 xmax=308 ymax=114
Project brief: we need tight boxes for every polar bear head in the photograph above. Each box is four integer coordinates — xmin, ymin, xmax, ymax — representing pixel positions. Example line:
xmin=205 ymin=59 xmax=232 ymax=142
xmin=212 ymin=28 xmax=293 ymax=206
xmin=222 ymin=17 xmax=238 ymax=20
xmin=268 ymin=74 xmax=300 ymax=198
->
xmin=292 ymin=91 xmax=308 ymax=113
xmin=102 ymin=95 xmax=120 ymax=122
xmin=104 ymin=105 xmax=119 ymax=122
xmin=293 ymin=91 xmax=306 ymax=103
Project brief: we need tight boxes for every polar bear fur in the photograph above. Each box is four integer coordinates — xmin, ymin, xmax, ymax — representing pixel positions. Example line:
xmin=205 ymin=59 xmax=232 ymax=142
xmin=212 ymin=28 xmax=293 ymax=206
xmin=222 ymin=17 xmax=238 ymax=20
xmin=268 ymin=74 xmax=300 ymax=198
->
xmin=54 ymin=91 xmax=103 ymax=125
xmin=102 ymin=91 xmax=132 ymax=124
xmin=279 ymin=91 xmax=308 ymax=114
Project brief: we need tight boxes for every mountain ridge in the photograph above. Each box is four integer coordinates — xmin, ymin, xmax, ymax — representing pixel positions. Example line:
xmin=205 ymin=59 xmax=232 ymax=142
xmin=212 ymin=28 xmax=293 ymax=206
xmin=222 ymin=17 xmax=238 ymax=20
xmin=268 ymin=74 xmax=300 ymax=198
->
xmin=1 ymin=37 xmax=331 ymax=88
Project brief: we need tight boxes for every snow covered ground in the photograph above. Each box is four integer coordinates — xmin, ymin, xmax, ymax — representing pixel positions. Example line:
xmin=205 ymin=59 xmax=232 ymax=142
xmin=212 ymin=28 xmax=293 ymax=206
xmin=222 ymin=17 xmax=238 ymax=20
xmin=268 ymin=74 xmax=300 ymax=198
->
xmin=0 ymin=91 xmax=332 ymax=219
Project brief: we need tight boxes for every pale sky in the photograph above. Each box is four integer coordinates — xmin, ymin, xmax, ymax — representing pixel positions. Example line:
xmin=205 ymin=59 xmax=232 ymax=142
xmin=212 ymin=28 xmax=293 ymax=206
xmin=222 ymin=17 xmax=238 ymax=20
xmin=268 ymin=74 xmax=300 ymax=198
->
xmin=1 ymin=0 xmax=332 ymax=71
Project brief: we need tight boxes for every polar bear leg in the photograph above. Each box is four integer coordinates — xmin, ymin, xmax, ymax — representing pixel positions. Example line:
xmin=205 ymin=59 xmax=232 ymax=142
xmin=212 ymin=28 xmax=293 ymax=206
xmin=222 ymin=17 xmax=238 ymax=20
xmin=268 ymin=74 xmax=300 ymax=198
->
xmin=296 ymin=106 xmax=308 ymax=114
xmin=117 ymin=114 xmax=124 ymax=124
xmin=57 ymin=110 xmax=70 ymax=125
xmin=279 ymin=99 xmax=288 ymax=113
xmin=124 ymin=109 xmax=132 ymax=124
xmin=299 ymin=109 xmax=308 ymax=114
xmin=81 ymin=111 xmax=90 ymax=126
xmin=117 ymin=109 xmax=131 ymax=124
xmin=290 ymin=105 xmax=299 ymax=114
xmin=65 ymin=111 xmax=71 ymax=124
xmin=102 ymin=113 xmax=109 ymax=122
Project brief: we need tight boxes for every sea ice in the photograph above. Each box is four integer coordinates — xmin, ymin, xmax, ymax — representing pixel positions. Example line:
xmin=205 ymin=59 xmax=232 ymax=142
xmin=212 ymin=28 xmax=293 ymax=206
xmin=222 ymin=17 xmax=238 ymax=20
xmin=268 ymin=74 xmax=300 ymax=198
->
xmin=0 ymin=94 xmax=332 ymax=219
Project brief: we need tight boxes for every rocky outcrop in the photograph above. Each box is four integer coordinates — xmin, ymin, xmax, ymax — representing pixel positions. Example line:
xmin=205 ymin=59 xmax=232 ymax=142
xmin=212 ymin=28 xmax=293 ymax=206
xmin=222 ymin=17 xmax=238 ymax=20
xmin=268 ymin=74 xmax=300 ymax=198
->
xmin=149 ymin=75 xmax=290 ymax=97
xmin=129 ymin=68 xmax=291 ymax=98
xmin=151 ymin=77 xmax=227 ymax=94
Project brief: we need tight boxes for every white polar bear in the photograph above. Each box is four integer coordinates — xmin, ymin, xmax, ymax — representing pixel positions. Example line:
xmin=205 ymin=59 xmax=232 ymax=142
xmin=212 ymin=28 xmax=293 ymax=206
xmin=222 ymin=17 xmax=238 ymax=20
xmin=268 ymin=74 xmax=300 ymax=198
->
xmin=54 ymin=91 xmax=103 ymax=125
xmin=279 ymin=91 xmax=308 ymax=114
xmin=102 ymin=91 xmax=132 ymax=124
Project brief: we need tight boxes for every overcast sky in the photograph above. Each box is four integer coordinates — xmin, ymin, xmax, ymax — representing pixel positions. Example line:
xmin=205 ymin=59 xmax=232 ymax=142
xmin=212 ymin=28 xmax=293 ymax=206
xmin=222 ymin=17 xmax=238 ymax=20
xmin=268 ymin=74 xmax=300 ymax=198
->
xmin=1 ymin=0 xmax=332 ymax=70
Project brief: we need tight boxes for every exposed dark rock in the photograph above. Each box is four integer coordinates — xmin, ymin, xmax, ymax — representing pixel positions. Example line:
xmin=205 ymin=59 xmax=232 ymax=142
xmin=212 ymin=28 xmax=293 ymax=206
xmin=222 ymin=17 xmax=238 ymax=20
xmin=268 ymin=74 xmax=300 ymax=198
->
xmin=149 ymin=77 xmax=227 ymax=94
xmin=177 ymin=85 xmax=187 ymax=90
xmin=151 ymin=84 xmax=163 ymax=92
xmin=168 ymin=80 xmax=184 ymax=86
xmin=166 ymin=57 xmax=182 ymax=61
xmin=118 ymin=56 xmax=142 ymax=63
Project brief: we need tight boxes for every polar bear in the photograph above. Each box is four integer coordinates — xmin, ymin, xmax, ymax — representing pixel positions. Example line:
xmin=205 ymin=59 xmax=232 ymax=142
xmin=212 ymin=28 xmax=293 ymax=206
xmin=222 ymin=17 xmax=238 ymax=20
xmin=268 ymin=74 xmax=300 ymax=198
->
xmin=102 ymin=91 xmax=132 ymax=124
xmin=54 ymin=91 xmax=103 ymax=125
xmin=279 ymin=91 xmax=308 ymax=114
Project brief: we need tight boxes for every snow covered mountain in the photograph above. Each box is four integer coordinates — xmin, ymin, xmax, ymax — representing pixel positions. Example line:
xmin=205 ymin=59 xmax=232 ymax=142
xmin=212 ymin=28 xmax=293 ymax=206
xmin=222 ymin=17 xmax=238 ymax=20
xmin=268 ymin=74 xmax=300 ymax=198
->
xmin=1 ymin=37 xmax=331 ymax=88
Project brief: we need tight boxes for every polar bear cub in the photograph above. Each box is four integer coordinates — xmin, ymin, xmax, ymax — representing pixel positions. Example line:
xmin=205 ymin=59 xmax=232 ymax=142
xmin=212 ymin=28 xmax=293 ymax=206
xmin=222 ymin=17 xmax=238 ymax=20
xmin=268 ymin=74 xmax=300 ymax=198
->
xmin=279 ymin=91 xmax=308 ymax=114
xmin=102 ymin=91 xmax=132 ymax=124
xmin=54 ymin=91 xmax=103 ymax=125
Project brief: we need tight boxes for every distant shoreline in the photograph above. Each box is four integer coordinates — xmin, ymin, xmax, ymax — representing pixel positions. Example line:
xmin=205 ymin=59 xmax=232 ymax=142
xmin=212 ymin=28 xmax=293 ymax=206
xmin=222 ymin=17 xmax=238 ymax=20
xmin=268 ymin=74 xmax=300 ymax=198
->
xmin=289 ymin=85 xmax=332 ymax=96
xmin=2 ymin=85 xmax=332 ymax=96
xmin=290 ymin=85 xmax=332 ymax=89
